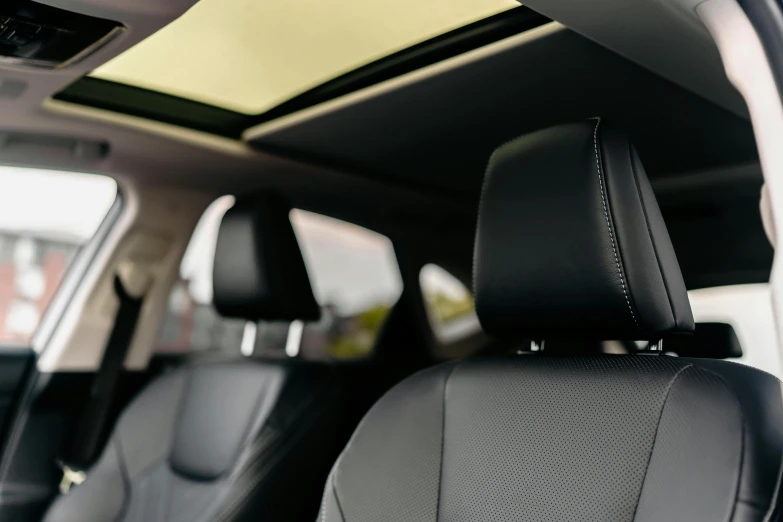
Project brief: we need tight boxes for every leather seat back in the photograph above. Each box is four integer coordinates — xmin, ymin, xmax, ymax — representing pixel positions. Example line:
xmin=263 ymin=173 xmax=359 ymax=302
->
xmin=46 ymin=193 xmax=342 ymax=522
xmin=47 ymin=360 xmax=340 ymax=522
xmin=318 ymin=120 xmax=783 ymax=522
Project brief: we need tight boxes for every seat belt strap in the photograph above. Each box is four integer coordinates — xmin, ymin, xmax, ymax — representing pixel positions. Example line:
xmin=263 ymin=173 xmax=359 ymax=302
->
xmin=59 ymin=274 xmax=144 ymax=492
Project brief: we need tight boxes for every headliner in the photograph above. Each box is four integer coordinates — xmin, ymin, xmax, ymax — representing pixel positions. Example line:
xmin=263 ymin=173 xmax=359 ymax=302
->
xmin=247 ymin=23 xmax=757 ymax=197
xmin=0 ymin=0 xmax=771 ymax=290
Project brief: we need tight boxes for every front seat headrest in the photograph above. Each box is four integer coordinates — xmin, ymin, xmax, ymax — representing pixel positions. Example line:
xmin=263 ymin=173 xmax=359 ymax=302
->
xmin=474 ymin=119 xmax=694 ymax=340
xmin=213 ymin=193 xmax=320 ymax=322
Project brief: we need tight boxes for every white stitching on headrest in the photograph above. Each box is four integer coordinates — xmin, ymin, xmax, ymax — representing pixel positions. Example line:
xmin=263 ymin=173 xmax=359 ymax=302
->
xmin=592 ymin=118 xmax=639 ymax=329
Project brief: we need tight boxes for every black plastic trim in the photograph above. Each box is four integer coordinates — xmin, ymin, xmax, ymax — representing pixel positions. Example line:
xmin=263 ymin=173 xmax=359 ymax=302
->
xmin=35 ymin=186 xmax=124 ymax=353
xmin=0 ymin=0 xmax=122 ymax=69
xmin=54 ymin=7 xmax=550 ymax=138
xmin=54 ymin=79 xmax=249 ymax=138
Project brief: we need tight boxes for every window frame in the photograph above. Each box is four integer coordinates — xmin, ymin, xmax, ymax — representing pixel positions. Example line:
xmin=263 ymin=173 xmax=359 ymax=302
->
xmin=31 ymin=183 xmax=124 ymax=353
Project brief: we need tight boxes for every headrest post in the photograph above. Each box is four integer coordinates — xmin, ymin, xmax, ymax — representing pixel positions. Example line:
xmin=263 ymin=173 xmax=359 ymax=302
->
xmin=530 ymin=340 xmax=545 ymax=352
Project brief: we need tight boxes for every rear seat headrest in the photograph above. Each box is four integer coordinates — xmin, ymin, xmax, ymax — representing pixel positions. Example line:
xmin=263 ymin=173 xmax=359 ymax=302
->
xmin=474 ymin=119 xmax=694 ymax=340
xmin=213 ymin=193 xmax=320 ymax=322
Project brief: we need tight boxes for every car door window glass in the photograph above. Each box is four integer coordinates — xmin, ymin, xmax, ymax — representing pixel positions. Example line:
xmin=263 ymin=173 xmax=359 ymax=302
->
xmin=420 ymin=263 xmax=480 ymax=348
xmin=0 ymin=167 xmax=117 ymax=346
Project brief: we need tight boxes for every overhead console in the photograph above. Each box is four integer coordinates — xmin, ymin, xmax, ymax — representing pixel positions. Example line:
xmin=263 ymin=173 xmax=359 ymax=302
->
xmin=0 ymin=0 xmax=122 ymax=69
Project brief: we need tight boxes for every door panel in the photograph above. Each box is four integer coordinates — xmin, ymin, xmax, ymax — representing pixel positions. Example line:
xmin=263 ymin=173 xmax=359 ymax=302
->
xmin=0 ymin=348 xmax=34 ymax=443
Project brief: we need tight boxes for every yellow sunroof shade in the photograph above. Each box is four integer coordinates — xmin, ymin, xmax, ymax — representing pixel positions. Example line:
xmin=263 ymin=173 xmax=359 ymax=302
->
xmin=90 ymin=0 xmax=519 ymax=114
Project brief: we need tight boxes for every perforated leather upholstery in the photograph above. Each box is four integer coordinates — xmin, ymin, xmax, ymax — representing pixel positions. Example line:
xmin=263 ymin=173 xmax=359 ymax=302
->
xmin=321 ymin=356 xmax=783 ymax=522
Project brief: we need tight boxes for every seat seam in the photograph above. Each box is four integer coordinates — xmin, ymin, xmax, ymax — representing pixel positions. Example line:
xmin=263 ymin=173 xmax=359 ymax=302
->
xmin=631 ymin=363 xmax=693 ymax=521
xmin=742 ymin=498 xmax=775 ymax=510
xmin=320 ymin=484 xmax=328 ymax=522
xmin=627 ymin=139 xmax=677 ymax=328
xmin=332 ymin=471 xmax=348 ymax=522
xmin=632 ymin=363 xmax=747 ymax=522
xmin=167 ymin=367 xmax=194 ymax=476
xmin=592 ymin=117 xmax=639 ymax=329
xmin=715 ymin=375 xmax=746 ymax=522
xmin=113 ymin=435 xmax=132 ymax=522
xmin=211 ymin=372 xmax=339 ymax=522
xmin=219 ymin=373 xmax=280 ymax=482
xmin=216 ymin=378 xmax=338 ymax=521
xmin=688 ymin=364 xmax=745 ymax=522
xmin=435 ymin=362 xmax=460 ymax=522
xmin=761 ymin=454 xmax=783 ymax=522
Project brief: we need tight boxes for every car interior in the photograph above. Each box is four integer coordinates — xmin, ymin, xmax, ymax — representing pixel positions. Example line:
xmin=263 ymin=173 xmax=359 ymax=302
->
xmin=1 ymin=0 xmax=783 ymax=520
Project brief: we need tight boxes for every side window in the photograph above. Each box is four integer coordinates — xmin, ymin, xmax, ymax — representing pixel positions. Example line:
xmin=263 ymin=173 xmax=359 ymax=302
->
xmin=688 ymin=283 xmax=780 ymax=378
xmin=0 ymin=167 xmax=117 ymax=346
xmin=291 ymin=210 xmax=403 ymax=360
xmin=156 ymin=196 xmax=240 ymax=355
xmin=420 ymin=264 xmax=480 ymax=355
xmin=156 ymin=198 xmax=404 ymax=361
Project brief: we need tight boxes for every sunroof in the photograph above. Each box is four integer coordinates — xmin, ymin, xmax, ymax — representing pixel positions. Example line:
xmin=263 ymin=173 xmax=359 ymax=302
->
xmin=89 ymin=0 xmax=520 ymax=115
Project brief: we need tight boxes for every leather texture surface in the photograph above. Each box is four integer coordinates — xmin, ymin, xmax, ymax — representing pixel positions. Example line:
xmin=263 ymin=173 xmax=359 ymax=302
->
xmin=321 ymin=355 xmax=783 ymax=522
xmin=213 ymin=193 xmax=320 ymax=322
xmin=44 ymin=360 xmax=342 ymax=522
xmin=474 ymin=119 xmax=694 ymax=339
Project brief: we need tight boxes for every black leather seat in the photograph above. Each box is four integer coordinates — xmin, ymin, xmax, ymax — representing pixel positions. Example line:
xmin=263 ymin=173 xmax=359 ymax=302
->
xmin=318 ymin=120 xmax=783 ymax=522
xmin=45 ymin=195 xmax=343 ymax=522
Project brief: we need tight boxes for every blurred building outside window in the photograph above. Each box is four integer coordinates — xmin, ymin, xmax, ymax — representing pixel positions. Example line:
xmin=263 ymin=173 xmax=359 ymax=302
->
xmin=0 ymin=167 xmax=116 ymax=346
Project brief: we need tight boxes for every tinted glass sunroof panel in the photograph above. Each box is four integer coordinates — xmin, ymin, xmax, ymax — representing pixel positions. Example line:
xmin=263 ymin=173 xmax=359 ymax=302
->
xmin=88 ymin=0 xmax=518 ymax=114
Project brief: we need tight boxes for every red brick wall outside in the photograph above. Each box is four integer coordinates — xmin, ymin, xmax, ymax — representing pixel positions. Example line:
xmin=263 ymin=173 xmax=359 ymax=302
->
xmin=0 ymin=249 xmax=69 ymax=345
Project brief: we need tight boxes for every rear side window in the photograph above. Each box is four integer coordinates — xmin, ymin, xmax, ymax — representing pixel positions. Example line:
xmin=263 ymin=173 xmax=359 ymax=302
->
xmin=0 ymin=167 xmax=117 ymax=346
xmin=420 ymin=264 xmax=481 ymax=355
xmin=292 ymin=210 xmax=402 ymax=360
xmin=688 ymin=283 xmax=780 ymax=377
xmin=156 ymin=197 xmax=403 ymax=360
